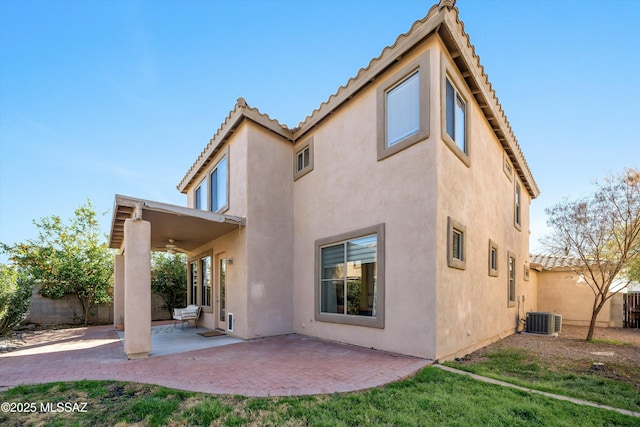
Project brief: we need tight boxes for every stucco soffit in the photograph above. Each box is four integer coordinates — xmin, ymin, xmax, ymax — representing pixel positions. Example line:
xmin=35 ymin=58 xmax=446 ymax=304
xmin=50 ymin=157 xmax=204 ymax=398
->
xmin=177 ymin=98 xmax=294 ymax=193
xmin=437 ymin=11 xmax=539 ymax=198
xmin=109 ymin=194 xmax=246 ymax=251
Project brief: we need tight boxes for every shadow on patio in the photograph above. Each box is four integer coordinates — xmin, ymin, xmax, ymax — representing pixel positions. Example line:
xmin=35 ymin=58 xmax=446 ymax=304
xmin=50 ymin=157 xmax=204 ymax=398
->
xmin=116 ymin=323 xmax=244 ymax=357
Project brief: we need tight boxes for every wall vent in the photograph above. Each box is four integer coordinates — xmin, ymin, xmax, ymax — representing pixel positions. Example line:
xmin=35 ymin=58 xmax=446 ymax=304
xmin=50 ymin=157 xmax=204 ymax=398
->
xmin=227 ymin=312 xmax=233 ymax=332
xmin=526 ymin=312 xmax=561 ymax=335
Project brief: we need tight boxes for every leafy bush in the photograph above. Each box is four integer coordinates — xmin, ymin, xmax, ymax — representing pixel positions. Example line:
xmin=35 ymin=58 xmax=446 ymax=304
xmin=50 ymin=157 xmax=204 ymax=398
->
xmin=0 ymin=265 xmax=33 ymax=335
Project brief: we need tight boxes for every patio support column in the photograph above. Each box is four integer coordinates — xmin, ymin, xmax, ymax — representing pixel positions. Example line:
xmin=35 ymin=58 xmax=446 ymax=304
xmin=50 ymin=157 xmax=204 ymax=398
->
xmin=123 ymin=217 xmax=152 ymax=359
xmin=113 ymin=254 xmax=125 ymax=328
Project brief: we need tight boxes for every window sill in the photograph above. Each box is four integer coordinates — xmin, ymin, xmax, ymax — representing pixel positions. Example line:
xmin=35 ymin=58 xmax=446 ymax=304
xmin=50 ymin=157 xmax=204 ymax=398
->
xmin=315 ymin=312 xmax=384 ymax=329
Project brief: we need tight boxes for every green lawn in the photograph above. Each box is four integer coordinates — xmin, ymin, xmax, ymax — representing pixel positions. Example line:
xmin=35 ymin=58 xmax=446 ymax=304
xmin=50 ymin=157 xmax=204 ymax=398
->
xmin=1 ymin=367 xmax=638 ymax=426
xmin=445 ymin=347 xmax=640 ymax=413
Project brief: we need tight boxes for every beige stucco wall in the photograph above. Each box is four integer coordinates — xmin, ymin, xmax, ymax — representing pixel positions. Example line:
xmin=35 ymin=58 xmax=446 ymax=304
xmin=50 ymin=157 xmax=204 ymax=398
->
xmin=434 ymin=45 xmax=536 ymax=360
xmin=244 ymin=123 xmax=294 ymax=338
xmin=184 ymin=126 xmax=250 ymax=338
xmin=535 ymin=269 xmax=620 ymax=328
xmin=292 ymin=40 xmax=440 ymax=359
xmin=183 ymin=122 xmax=295 ymax=340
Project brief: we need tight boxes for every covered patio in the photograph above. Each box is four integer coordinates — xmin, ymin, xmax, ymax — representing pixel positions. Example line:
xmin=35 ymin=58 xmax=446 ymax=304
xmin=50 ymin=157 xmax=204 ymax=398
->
xmin=108 ymin=195 xmax=246 ymax=359
xmin=116 ymin=322 xmax=244 ymax=357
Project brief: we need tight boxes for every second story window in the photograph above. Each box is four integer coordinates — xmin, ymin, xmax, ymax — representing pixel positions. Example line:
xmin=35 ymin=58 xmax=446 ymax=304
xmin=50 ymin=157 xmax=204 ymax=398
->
xmin=514 ymin=182 xmax=522 ymax=229
xmin=386 ymin=71 xmax=420 ymax=147
xmin=195 ymin=180 xmax=207 ymax=210
xmin=445 ymin=77 xmax=466 ymax=154
xmin=377 ymin=54 xmax=430 ymax=161
xmin=293 ymin=137 xmax=314 ymax=180
xmin=210 ymin=156 xmax=228 ymax=212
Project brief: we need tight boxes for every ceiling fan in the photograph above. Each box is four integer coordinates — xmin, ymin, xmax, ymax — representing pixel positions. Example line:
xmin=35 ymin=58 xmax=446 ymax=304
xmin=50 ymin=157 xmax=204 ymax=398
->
xmin=155 ymin=239 xmax=191 ymax=255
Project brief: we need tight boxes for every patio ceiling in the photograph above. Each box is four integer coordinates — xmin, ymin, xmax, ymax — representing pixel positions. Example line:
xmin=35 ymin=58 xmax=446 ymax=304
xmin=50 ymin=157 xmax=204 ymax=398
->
xmin=109 ymin=195 xmax=245 ymax=253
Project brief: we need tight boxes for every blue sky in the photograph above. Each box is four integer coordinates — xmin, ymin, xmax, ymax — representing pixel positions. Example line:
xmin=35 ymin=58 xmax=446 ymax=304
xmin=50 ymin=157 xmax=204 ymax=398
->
xmin=1 ymin=0 xmax=638 ymax=260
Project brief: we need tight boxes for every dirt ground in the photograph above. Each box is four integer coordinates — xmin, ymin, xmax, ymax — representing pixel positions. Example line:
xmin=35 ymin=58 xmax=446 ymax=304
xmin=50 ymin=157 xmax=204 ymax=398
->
xmin=456 ymin=325 xmax=640 ymax=388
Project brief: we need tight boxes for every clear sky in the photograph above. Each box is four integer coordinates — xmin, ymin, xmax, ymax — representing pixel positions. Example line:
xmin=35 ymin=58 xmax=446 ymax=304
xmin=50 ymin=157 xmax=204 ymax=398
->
xmin=1 ymin=0 xmax=638 ymax=261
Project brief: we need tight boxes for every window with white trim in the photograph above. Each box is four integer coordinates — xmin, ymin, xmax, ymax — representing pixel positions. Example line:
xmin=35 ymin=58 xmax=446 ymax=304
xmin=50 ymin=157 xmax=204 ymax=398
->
xmin=386 ymin=71 xmax=420 ymax=147
xmin=508 ymin=253 xmax=516 ymax=306
xmin=514 ymin=182 xmax=522 ymax=229
xmin=189 ymin=261 xmax=198 ymax=305
xmin=210 ymin=156 xmax=228 ymax=212
xmin=293 ymin=137 xmax=314 ymax=180
xmin=195 ymin=180 xmax=206 ymax=210
xmin=315 ymin=224 xmax=385 ymax=328
xmin=445 ymin=77 xmax=466 ymax=153
xmin=447 ymin=217 xmax=466 ymax=270
xmin=489 ymin=240 xmax=499 ymax=277
xmin=377 ymin=54 xmax=430 ymax=160
xmin=201 ymin=255 xmax=212 ymax=308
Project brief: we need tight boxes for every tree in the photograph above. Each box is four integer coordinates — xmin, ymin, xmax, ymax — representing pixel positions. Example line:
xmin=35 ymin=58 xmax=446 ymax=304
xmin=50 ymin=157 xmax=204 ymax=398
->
xmin=1 ymin=201 xmax=113 ymax=326
xmin=0 ymin=264 xmax=33 ymax=335
xmin=151 ymin=252 xmax=187 ymax=317
xmin=543 ymin=168 xmax=640 ymax=341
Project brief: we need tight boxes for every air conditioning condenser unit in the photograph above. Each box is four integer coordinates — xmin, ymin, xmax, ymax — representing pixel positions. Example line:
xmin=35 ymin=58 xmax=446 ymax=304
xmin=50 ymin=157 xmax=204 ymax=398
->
xmin=526 ymin=312 xmax=562 ymax=335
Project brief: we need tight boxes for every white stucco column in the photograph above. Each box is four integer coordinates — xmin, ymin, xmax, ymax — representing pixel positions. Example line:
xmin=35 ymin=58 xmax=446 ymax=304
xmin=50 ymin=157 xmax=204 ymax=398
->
xmin=113 ymin=254 xmax=125 ymax=328
xmin=123 ymin=218 xmax=151 ymax=359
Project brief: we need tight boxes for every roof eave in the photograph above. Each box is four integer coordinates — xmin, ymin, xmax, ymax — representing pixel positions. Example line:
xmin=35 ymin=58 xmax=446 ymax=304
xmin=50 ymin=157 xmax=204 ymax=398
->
xmin=177 ymin=99 xmax=295 ymax=193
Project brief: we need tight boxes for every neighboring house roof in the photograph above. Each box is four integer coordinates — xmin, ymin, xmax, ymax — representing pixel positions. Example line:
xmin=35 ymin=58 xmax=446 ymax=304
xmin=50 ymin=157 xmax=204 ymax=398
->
xmin=177 ymin=0 xmax=540 ymax=198
xmin=530 ymin=254 xmax=583 ymax=271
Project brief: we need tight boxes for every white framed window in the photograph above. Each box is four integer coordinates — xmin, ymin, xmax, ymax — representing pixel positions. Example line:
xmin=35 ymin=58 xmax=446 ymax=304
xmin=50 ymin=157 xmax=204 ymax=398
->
xmin=195 ymin=180 xmax=206 ymax=210
xmin=189 ymin=261 xmax=198 ymax=305
xmin=386 ymin=71 xmax=420 ymax=147
xmin=445 ymin=77 xmax=466 ymax=154
xmin=201 ymin=255 xmax=212 ymax=309
xmin=210 ymin=155 xmax=228 ymax=213
xmin=488 ymin=240 xmax=499 ymax=277
xmin=377 ymin=54 xmax=430 ymax=160
xmin=508 ymin=253 xmax=516 ymax=306
xmin=447 ymin=217 xmax=466 ymax=270
xmin=293 ymin=137 xmax=314 ymax=180
xmin=503 ymin=151 xmax=514 ymax=181
xmin=514 ymin=182 xmax=522 ymax=230
xmin=315 ymin=224 xmax=385 ymax=328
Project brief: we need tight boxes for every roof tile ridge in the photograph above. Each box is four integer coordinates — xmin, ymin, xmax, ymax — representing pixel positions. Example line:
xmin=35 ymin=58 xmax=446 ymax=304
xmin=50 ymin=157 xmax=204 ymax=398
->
xmin=240 ymin=97 xmax=295 ymax=135
xmin=178 ymin=98 xmax=247 ymax=190
xmin=296 ymin=4 xmax=442 ymax=129
xmin=447 ymin=6 xmax=539 ymax=194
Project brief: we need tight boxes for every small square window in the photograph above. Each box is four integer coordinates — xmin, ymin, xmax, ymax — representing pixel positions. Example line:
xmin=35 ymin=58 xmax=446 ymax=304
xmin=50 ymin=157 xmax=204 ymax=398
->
xmin=447 ymin=217 xmax=466 ymax=270
xmin=293 ymin=137 xmax=314 ymax=180
xmin=297 ymin=147 xmax=310 ymax=172
xmin=452 ymin=229 xmax=463 ymax=261
xmin=488 ymin=240 xmax=499 ymax=277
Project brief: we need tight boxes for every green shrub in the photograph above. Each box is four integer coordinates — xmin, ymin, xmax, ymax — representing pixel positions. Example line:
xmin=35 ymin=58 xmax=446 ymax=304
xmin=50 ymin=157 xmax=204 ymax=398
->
xmin=0 ymin=264 xmax=33 ymax=335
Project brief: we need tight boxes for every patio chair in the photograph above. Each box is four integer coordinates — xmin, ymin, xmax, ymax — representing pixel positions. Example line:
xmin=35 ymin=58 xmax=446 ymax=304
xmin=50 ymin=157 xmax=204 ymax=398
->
xmin=173 ymin=305 xmax=201 ymax=329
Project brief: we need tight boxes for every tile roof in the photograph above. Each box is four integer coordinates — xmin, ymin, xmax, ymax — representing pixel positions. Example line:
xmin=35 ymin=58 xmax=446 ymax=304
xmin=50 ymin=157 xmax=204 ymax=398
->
xmin=530 ymin=254 xmax=583 ymax=271
xmin=177 ymin=0 xmax=539 ymax=198
xmin=177 ymin=97 xmax=295 ymax=193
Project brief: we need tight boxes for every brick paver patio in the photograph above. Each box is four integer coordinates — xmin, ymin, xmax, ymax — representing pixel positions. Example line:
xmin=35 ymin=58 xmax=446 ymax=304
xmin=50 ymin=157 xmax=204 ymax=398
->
xmin=0 ymin=325 xmax=431 ymax=397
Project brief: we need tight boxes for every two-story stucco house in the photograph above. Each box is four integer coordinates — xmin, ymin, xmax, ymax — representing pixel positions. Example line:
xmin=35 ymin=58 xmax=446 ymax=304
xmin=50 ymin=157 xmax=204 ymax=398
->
xmin=109 ymin=0 xmax=540 ymax=360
